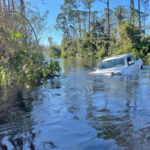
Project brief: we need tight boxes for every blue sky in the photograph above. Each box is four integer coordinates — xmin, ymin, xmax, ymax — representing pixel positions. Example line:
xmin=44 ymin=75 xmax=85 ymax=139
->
xmin=25 ymin=0 xmax=64 ymax=46
xmin=26 ymin=0 xmax=149 ymax=46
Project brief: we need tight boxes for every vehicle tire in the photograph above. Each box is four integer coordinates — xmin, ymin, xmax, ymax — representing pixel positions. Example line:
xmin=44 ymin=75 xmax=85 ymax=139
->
xmin=141 ymin=65 xmax=143 ymax=70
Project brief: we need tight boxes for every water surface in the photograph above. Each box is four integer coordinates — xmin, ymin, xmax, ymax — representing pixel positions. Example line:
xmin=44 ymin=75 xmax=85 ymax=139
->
xmin=0 ymin=58 xmax=150 ymax=150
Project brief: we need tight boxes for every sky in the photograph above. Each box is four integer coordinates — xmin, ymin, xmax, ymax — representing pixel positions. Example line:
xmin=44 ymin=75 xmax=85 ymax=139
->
xmin=25 ymin=0 xmax=149 ymax=46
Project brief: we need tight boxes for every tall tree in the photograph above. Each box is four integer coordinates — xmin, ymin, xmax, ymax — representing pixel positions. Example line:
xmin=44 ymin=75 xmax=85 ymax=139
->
xmin=81 ymin=11 xmax=88 ymax=33
xmin=114 ymin=5 xmax=127 ymax=25
xmin=98 ymin=0 xmax=110 ymax=34
xmin=64 ymin=0 xmax=82 ymax=38
xmin=90 ymin=11 xmax=105 ymax=34
xmin=82 ymin=0 xmax=95 ymax=32
xmin=55 ymin=12 xmax=71 ymax=39
xmin=56 ymin=1 xmax=81 ymax=39
xmin=74 ymin=0 xmax=82 ymax=38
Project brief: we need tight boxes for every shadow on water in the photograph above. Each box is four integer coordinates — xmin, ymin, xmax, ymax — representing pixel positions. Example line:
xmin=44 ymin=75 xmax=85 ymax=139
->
xmin=0 ymin=58 xmax=150 ymax=149
xmin=0 ymin=87 xmax=36 ymax=149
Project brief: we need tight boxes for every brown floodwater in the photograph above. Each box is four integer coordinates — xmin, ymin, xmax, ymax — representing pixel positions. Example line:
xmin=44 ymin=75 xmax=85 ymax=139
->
xmin=0 ymin=58 xmax=150 ymax=150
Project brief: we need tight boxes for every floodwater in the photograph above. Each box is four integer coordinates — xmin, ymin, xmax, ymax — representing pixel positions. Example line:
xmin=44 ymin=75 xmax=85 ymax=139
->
xmin=0 ymin=58 xmax=150 ymax=150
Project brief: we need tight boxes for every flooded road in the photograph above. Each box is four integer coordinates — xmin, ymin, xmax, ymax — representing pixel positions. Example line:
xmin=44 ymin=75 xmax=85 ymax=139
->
xmin=0 ymin=58 xmax=150 ymax=150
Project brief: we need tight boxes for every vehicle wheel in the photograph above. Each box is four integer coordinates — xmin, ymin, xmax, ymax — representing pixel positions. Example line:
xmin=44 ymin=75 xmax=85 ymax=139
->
xmin=141 ymin=65 xmax=143 ymax=70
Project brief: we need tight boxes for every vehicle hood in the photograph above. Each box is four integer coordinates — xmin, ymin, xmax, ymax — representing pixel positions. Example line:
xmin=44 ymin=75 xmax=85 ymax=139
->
xmin=93 ymin=66 xmax=127 ymax=75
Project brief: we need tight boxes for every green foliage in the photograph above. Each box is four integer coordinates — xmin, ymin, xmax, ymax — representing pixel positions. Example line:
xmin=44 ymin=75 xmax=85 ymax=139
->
xmin=115 ymin=22 xmax=150 ymax=61
xmin=0 ymin=27 xmax=61 ymax=87
xmin=0 ymin=50 xmax=61 ymax=86
xmin=114 ymin=6 xmax=128 ymax=25
xmin=61 ymin=38 xmax=78 ymax=58
xmin=0 ymin=2 xmax=61 ymax=87
xmin=0 ymin=60 xmax=11 ymax=86
xmin=43 ymin=60 xmax=61 ymax=78
xmin=117 ymin=22 xmax=140 ymax=44
xmin=60 ymin=32 xmax=110 ymax=59
xmin=9 ymin=29 xmax=26 ymax=40
xmin=49 ymin=45 xmax=61 ymax=58
xmin=59 ymin=21 xmax=150 ymax=65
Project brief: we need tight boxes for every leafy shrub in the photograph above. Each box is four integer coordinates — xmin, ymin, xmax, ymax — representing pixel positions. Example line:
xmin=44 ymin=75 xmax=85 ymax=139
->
xmin=0 ymin=28 xmax=61 ymax=87
xmin=49 ymin=45 xmax=61 ymax=58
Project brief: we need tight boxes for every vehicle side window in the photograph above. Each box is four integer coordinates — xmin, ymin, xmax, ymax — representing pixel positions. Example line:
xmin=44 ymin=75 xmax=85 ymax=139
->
xmin=127 ymin=56 xmax=135 ymax=65
xmin=127 ymin=57 xmax=131 ymax=63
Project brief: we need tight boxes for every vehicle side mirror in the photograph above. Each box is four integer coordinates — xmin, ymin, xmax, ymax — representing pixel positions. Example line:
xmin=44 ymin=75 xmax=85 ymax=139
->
xmin=128 ymin=60 xmax=134 ymax=65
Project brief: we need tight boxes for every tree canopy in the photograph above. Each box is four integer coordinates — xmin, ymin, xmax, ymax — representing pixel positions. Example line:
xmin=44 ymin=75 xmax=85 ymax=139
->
xmin=53 ymin=0 xmax=150 ymax=64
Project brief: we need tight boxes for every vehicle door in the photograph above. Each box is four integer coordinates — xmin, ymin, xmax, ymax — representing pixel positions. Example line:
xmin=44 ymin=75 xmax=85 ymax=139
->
xmin=127 ymin=55 xmax=137 ymax=73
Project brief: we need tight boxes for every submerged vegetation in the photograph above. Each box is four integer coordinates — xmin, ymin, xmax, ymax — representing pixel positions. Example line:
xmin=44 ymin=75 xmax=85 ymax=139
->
xmin=0 ymin=0 xmax=61 ymax=87
xmin=53 ymin=0 xmax=150 ymax=64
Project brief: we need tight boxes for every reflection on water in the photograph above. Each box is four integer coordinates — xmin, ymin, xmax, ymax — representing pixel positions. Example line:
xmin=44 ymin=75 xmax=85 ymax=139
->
xmin=0 ymin=58 xmax=150 ymax=150
xmin=62 ymin=57 xmax=99 ymax=75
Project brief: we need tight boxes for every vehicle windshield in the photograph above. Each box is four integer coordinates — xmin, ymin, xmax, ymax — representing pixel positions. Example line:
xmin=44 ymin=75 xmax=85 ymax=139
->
xmin=98 ymin=57 xmax=125 ymax=70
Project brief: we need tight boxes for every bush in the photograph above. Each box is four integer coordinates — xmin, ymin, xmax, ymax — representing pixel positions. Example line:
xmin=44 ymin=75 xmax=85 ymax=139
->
xmin=0 ymin=63 xmax=11 ymax=86
xmin=49 ymin=45 xmax=61 ymax=58
xmin=0 ymin=28 xmax=61 ymax=87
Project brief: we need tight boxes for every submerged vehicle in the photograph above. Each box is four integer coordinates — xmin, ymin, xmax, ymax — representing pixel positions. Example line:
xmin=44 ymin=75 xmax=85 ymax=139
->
xmin=89 ymin=54 xmax=143 ymax=76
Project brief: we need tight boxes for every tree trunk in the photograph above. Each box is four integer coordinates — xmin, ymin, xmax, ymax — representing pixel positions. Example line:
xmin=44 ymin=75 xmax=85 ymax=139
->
xmin=74 ymin=0 xmax=82 ymax=38
xmin=138 ymin=0 xmax=141 ymax=27
xmin=78 ymin=12 xmax=82 ymax=38
xmin=77 ymin=10 xmax=81 ymax=38
xmin=88 ymin=6 xmax=91 ymax=32
xmin=12 ymin=0 xmax=14 ymax=10
xmin=130 ymin=0 xmax=134 ymax=24
xmin=8 ymin=0 xmax=10 ymax=10
xmin=20 ymin=0 xmax=27 ymax=46
xmin=20 ymin=0 xmax=25 ymax=17
xmin=0 ymin=0 xmax=2 ymax=12
xmin=83 ymin=12 xmax=87 ymax=33
xmin=3 ymin=0 xmax=7 ymax=11
xmin=107 ymin=0 xmax=110 ymax=34
xmin=75 ymin=9 xmax=81 ymax=38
